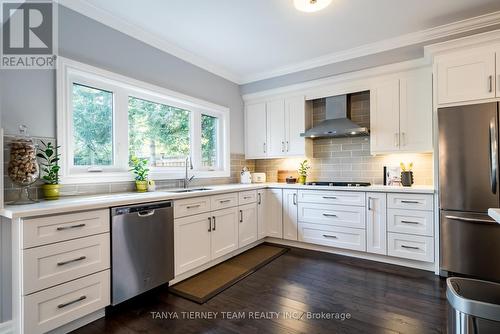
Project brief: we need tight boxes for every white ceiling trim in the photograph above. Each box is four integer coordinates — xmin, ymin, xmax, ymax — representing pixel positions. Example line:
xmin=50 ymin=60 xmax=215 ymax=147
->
xmin=55 ymin=0 xmax=500 ymax=85
xmin=55 ymin=0 xmax=242 ymax=83
xmin=239 ymin=10 xmax=500 ymax=84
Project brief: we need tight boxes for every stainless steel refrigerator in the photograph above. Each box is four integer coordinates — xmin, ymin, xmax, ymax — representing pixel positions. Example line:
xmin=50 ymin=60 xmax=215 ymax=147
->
xmin=439 ymin=102 xmax=500 ymax=282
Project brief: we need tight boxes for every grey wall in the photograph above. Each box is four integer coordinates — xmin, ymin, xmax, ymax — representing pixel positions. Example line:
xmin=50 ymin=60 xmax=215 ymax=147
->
xmin=0 ymin=5 xmax=245 ymax=153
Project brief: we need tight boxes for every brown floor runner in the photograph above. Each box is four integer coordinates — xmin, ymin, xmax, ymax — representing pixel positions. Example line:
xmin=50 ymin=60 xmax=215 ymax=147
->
xmin=169 ymin=244 xmax=288 ymax=304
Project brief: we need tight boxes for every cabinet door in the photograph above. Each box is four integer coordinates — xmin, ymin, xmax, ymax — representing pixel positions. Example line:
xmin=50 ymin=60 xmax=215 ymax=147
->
xmin=283 ymin=189 xmax=298 ymax=241
xmin=366 ymin=193 xmax=387 ymax=255
xmin=266 ymin=189 xmax=283 ymax=238
xmin=285 ymin=96 xmax=306 ymax=156
xmin=239 ymin=203 xmax=258 ymax=247
xmin=211 ymin=207 xmax=239 ymax=260
xmin=399 ymin=68 xmax=433 ymax=152
xmin=174 ymin=213 xmax=212 ymax=275
xmin=370 ymin=79 xmax=400 ymax=154
xmin=257 ymin=190 xmax=267 ymax=239
xmin=245 ymin=102 xmax=267 ymax=159
xmin=436 ymin=49 xmax=496 ymax=104
xmin=266 ymin=99 xmax=286 ymax=157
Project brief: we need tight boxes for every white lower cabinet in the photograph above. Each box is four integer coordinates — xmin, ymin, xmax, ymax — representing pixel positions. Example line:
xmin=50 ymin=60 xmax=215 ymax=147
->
xmin=298 ymin=223 xmax=366 ymax=252
xmin=387 ymin=233 xmax=434 ymax=262
xmin=239 ymin=203 xmax=258 ymax=247
xmin=283 ymin=189 xmax=298 ymax=241
xmin=257 ymin=190 xmax=267 ymax=239
xmin=298 ymin=202 xmax=366 ymax=229
xmin=24 ymin=270 xmax=110 ymax=334
xmin=265 ymin=189 xmax=283 ymax=238
xmin=174 ymin=212 xmax=212 ymax=275
xmin=211 ymin=207 xmax=239 ymax=259
xmin=366 ymin=193 xmax=387 ymax=255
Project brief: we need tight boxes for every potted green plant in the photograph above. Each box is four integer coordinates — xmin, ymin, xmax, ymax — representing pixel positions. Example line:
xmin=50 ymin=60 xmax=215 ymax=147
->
xmin=130 ymin=156 xmax=149 ymax=192
xmin=298 ymin=160 xmax=310 ymax=185
xmin=37 ymin=141 xmax=61 ymax=200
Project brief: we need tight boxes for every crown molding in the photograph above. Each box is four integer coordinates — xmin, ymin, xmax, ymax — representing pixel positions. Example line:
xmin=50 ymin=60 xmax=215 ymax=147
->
xmin=424 ymin=28 xmax=500 ymax=57
xmin=55 ymin=0 xmax=243 ymax=84
xmin=239 ymin=10 xmax=500 ymax=84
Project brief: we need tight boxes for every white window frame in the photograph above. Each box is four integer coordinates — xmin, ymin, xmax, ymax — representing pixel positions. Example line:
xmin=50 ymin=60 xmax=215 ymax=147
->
xmin=57 ymin=57 xmax=230 ymax=184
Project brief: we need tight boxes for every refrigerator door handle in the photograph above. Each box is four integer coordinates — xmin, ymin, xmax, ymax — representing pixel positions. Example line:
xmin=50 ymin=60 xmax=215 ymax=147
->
xmin=445 ymin=215 xmax=497 ymax=225
xmin=489 ymin=119 xmax=498 ymax=194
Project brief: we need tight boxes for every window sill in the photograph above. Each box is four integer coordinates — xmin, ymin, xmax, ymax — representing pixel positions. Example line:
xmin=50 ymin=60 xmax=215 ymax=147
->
xmin=60 ymin=170 xmax=231 ymax=185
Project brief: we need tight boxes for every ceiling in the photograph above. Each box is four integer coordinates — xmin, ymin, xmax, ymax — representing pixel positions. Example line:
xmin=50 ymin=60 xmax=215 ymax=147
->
xmin=61 ymin=0 xmax=500 ymax=84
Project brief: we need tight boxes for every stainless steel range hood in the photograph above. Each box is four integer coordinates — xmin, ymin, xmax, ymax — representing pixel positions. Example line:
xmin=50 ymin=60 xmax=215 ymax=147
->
xmin=301 ymin=95 xmax=369 ymax=138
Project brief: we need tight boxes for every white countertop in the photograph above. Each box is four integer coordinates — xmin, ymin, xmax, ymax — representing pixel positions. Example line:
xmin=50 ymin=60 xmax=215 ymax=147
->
xmin=0 ymin=183 xmax=434 ymax=219
xmin=488 ymin=208 xmax=500 ymax=223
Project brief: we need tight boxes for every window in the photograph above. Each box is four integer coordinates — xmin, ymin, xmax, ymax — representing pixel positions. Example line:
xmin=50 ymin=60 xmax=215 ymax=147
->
xmin=128 ymin=96 xmax=191 ymax=167
xmin=72 ymin=84 xmax=114 ymax=166
xmin=58 ymin=57 xmax=230 ymax=183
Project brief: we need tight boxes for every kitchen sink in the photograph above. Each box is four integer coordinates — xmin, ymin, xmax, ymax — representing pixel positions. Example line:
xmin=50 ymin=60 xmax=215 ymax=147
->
xmin=166 ymin=188 xmax=212 ymax=193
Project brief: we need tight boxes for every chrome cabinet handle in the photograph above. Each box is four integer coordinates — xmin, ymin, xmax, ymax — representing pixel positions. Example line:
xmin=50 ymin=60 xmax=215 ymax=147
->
xmin=240 ymin=210 xmax=243 ymax=223
xmin=58 ymin=295 xmax=87 ymax=309
xmin=258 ymin=193 xmax=261 ymax=205
xmin=286 ymin=141 xmax=289 ymax=152
xmin=323 ymin=234 xmax=337 ymax=239
xmin=322 ymin=196 xmax=337 ymax=199
xmin=445 ymin=215 xmax=497 ymax=224
xmin=489 ymin=119 xmax=498 ymax=194
xmin=281 ymin=141 xmax=285 ymax=152
xmin=323 ymin=213 xmax=337 ymax=218
xmin=212 ymin=216 xmax=216 ymax=231
xmin=57 ymin=256 xmax=86 ymax=266
xmin=208 ymin=217 xmax=212 ymax=232
xmin=394 ymin=133 xmax=399 ymax=147
xmin=401 ymin=245 xmax=420 ymax=250
xmin=401 ymin=200 xmax=420 ymax=204
xmin=489 ymin=75 xmax=493 ymax=93
xmin=368 ymin=197 xmax=372 ymax=211
xmin=57 ymin=223 xmax=86 ymax=231
xmin=243 ymin=196 xmax=252 ymax=199
xmin=263 ymin=142 xmax=266 ymax=153
xmin=401 ymin=220 xmax=419 ymax=225
xmin=293 ymin=193 xmax=297 ymax=206
xmin=219 ymin=199 xmax=231 ymax=204
xmin=138 ymin=210 xmax=155 ymax=217
xmin=187 ymin=204 xmax=201 ymax=209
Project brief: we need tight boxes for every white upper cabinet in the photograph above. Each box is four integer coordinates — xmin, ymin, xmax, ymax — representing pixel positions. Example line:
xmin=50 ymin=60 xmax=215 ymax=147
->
xmin=266 ymin=99 xmax=287 ymax=157
xmin=245 ymin=102 xmax=267 ymax=159
xmin=399 ymin=68 xmax=433 ymax=152
xmin=245 ymin=96 xmax=310 ymax=159
xmin=436 ymin=48 xmax=496 ymax=105
xmin=370 ymin=79 xmax=400 ymax=153
xmin=371 ymin=67 xmax=433 ymax=154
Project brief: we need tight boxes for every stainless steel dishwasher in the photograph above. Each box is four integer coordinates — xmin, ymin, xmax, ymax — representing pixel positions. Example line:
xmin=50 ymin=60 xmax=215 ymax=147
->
xmin=111 ymin=201 xmax=174 ymax=305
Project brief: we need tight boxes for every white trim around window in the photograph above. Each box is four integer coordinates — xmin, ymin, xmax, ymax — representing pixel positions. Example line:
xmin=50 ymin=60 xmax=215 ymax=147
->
xmin=56 ymin=57 xmax=231 ymax=184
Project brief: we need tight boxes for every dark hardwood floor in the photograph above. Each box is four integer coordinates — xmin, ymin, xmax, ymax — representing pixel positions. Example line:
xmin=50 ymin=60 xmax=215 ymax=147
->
xmin=72 ymin=247 xmax=448 ymax=334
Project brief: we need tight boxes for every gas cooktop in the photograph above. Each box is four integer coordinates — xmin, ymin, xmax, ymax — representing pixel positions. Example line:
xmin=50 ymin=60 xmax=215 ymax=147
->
xmin=305 ymin=182 xmax=371 ymax=187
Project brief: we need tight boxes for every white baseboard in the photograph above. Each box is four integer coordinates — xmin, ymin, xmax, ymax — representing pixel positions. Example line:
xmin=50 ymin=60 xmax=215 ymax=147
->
xmin=266 ymin=238 xmax=436 ymax=272
xmin=0 ymin=321 xmax=13 ymax=334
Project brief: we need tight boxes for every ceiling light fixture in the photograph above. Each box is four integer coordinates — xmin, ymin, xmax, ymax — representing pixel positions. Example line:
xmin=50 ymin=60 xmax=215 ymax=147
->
xmin=294 ymin=0 xmax=332 ymax=13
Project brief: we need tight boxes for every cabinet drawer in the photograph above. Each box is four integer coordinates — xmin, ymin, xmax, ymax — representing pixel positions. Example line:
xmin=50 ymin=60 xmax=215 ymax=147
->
xmin=211 ymin=192 xmax=238 ymax=211
xmin=387 ymin=233 xmax=434 ymax=262
xmin=298 ymin=223 xmax=366 ymax=252
xmin=174 ymin=196 xmax=211 ymax=218
xmin=298 ymin=190 xmax=365 ymax=206
xmin=23 ymin=209 xmax=109 ymax=249
xmin=239 ymin=190 xmax=257 ymax=205
xmin=387 ymin=209 xmax=434 ymax=236
xmin=387 ymin=193 xmax=433 ymax=211
xmin=23 ymin=234 xmax=110 ymax=295
xmin=23 ymin=270 xmax=110 ymax=334
xmin=298 ymin=203 xmax=366 ymax=229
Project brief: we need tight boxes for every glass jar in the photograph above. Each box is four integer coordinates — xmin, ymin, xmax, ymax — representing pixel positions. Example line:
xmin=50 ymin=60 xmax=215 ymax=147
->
xmin=7 ymin=126 xmax=39 ymax=204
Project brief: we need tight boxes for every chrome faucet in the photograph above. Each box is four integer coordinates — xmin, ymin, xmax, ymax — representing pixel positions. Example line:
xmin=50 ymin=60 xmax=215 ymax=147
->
xmin=184 ymin=156 xmax=195 ymax=188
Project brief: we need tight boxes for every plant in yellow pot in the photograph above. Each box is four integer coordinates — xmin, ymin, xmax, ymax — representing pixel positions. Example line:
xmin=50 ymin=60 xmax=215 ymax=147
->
xmin=130 ymin=157 xmax=149 ymax=192
xmin=37 ymin=141 xmax=61 ymax=200
xmin=298 ymin=160 xmax=310 ymax=185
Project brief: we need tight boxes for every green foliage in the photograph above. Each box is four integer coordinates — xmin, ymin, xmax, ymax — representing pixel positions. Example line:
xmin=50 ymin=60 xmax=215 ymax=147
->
xmin=72 ymin=84 xmax=113 ymax=166
xmin=298 ymin=159 xmax=311 ymax=177
xmin=201 ymin=114 xmax=217 ymax=167
xmin=128 ymin=97 xmax=190 ymax=164
xmin=129 ymin=156 xmax=149 ymax=181
xmin=37 ymin=141 xmax=60 ymax=185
